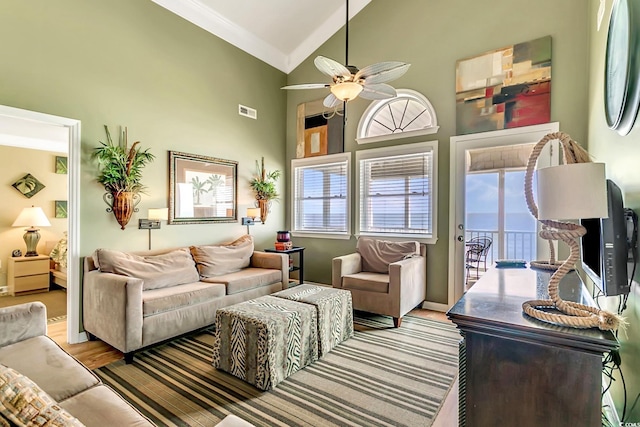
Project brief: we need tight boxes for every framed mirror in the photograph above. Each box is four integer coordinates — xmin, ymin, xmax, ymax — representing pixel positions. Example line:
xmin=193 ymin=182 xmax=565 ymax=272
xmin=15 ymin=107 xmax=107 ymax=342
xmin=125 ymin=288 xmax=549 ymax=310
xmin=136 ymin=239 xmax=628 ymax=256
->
xmin=168 ymin=151 xmax=237 ymax=224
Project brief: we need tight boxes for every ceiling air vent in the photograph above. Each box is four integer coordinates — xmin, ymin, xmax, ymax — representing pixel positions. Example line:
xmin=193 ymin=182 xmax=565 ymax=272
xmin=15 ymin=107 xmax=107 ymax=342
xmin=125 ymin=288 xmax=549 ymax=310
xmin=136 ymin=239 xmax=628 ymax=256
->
xmin=238 ymin=104 xmax=257 ymax=120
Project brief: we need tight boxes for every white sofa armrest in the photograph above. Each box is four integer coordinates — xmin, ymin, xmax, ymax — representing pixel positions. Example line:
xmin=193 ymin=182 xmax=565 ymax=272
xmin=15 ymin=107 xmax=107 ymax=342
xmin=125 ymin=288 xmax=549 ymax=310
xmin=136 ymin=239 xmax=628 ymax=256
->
xmin=389 ymin=256 xmax=427 ymax=312
xmin=83 ymin=270 xmax=144 ymax=353
xmin=332 ymin=253 xmax=362 ymax=288
xmin=0 ymin=302 xmax=47 ymax=348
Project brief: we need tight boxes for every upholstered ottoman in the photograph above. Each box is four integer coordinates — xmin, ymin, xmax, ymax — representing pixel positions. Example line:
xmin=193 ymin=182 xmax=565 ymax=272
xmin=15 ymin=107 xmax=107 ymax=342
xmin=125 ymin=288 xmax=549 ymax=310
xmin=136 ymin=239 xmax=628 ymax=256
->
xmin=273 ymin=284 xmax=354 ymax=357
xmin=212 ymin=295 xmax=318 ymax=390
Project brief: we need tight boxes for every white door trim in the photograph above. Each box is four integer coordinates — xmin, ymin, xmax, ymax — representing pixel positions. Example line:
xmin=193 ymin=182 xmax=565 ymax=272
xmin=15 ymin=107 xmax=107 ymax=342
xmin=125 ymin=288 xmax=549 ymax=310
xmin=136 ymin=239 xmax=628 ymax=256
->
xmin=0 ymin=105 xmax=84 ymax=344
xmin=447 ymin=122 xmax=560 ymax=309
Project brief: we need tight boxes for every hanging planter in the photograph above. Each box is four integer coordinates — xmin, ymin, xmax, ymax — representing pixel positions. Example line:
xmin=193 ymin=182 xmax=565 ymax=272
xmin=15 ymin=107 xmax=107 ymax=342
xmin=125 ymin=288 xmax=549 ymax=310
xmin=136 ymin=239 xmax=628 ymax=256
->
xmin=249 ymin=157 xmax=281 ymax=224
xmin=93 ymin=125 xmax=154 ymax=230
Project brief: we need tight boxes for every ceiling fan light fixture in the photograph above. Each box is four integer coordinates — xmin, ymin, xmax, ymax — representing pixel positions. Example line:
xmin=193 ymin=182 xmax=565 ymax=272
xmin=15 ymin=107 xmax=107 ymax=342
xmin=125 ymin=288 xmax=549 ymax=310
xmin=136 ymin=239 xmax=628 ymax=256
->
xmin=331 ymin=82 xmax=363 ymax=102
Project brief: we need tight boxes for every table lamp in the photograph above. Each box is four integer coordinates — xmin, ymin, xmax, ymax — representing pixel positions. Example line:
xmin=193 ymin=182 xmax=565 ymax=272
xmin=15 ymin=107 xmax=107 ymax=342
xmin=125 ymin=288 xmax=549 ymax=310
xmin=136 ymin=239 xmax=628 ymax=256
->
xmin=522 ymin=132 xmax=623 ymax=330
xmin=12 ymin=206 xmax=51 ymax=257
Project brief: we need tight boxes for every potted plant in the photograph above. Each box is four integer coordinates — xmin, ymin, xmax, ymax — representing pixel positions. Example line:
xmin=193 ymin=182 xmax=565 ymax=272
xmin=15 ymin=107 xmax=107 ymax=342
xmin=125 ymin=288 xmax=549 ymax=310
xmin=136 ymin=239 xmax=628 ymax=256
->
xmin=93 ymin=125 xmax=155 ymax=229
xmin=249 ymin=157 xmax=281 ymax=224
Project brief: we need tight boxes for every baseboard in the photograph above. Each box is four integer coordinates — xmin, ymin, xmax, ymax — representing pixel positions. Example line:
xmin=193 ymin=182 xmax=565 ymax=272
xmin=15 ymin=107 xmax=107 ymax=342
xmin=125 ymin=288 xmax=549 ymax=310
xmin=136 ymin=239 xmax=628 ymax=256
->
xmin=421 ymin=301 xmax=450 ymax=312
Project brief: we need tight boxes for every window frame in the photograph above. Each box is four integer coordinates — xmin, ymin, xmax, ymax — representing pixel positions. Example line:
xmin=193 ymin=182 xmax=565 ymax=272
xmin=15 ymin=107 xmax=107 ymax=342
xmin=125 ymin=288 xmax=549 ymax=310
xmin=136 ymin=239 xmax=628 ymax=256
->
xmin=355 ymin=141 xmax=438 ymax=243
xmin=291 ymin=152 xmax=352 ymax=240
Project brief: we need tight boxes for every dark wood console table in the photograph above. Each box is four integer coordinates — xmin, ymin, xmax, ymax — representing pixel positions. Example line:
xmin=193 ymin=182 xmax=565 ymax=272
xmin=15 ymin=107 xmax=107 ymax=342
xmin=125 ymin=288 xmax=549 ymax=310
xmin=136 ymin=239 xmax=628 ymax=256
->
xmin=447 ymin=267 xmax=619 ymax=427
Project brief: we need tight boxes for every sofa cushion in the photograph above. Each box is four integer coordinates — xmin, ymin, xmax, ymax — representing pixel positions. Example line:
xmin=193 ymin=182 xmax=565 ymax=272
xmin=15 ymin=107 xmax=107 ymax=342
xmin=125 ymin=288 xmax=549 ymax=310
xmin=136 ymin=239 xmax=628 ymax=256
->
xmin=356 ymin=238 xmax=420 ymax=274
xmin=59 ymin=385 xmax=153 ymax=427
xmin=343 ymin=272 xmax=390 ymax=293
xmin=190 ymin=235 xmax=254 ymax=277
xmin=94 ymin=247 xmax=199 ymax=290
xmin=0 ymin=364 xmax=85 ymax=426
xmin=0 ymin=336 xmax=100 ymax=402
xmin=142 ymin=282 xmax=226 ymax=317
xmin=201 ymin=267 xmax=281 ymax=295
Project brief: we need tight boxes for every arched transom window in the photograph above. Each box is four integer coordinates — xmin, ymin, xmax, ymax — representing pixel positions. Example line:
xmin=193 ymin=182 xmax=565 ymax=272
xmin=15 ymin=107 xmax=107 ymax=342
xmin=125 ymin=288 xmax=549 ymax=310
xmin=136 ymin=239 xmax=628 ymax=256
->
xmin=357 ymin=89 xmax=439 ymax=144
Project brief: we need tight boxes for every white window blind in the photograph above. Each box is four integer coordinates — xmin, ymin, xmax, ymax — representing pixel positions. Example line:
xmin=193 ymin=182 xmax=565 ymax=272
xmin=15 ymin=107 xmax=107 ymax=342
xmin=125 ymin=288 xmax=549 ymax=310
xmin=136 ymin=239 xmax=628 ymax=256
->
xmin=358 ymin=142 xmax=437 ymax=239
xmin=292 ymin=153 xmax=350 ymax=237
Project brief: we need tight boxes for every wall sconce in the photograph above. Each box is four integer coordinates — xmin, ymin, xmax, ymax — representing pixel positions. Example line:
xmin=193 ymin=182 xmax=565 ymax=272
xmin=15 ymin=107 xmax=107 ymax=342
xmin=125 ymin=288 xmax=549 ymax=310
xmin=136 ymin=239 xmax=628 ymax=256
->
xmin=139 ymin=208 xmax=168 ymax=250
xmin=241 ymin=208 xmax=261 ymax=234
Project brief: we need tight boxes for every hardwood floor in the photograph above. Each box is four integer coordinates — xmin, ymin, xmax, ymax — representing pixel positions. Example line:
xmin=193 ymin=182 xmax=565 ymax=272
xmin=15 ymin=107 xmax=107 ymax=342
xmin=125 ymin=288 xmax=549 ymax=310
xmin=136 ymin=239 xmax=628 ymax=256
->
xmin=48 ymin=308 xmax=459 ymax=425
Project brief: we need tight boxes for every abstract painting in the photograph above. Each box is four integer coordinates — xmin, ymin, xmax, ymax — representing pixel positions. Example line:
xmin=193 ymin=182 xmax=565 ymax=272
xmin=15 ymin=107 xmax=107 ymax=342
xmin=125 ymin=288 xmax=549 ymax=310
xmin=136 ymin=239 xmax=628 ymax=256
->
xmin=296 ymin=99 xmax=344 ymax=158
xmin=456 ymin=36 xmax=551 ymax=135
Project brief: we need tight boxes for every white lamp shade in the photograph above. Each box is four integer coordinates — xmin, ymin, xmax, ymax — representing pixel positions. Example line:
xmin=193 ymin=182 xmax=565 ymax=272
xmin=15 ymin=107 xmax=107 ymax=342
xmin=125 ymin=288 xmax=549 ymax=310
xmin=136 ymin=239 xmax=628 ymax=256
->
xmin=12 ymin=206 xmax=51 ymax=228
xmin=247 ymin=208 xmax=260 ymax=218
xmin=148 ymin=208 xmax=169 ymax=221
xmin=537 ymin=162 xmax=609 ymax=220
xmin=330 ymin=82 xmax=363 ymax=101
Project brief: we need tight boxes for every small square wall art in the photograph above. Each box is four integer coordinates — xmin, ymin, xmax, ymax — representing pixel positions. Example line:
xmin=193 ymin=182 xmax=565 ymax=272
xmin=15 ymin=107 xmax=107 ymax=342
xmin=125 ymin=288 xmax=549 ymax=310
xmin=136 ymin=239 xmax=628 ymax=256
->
xmin=455 ymin=36 xmax=551 ymax=135
xmin=55 ymin=200 xmax=67 ymax=218
xmin=55 ymin=156 xmax=68 ymax=174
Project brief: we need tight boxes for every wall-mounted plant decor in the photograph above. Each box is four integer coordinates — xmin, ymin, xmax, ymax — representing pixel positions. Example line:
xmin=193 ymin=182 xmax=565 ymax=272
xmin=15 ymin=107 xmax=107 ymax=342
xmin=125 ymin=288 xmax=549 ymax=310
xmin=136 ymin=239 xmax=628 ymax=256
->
xmin=93 ymin=125 xmax=154 ymax=230
xmin=169 ymin=151 xmax=237 ymax=224
xmin=55 ymin=156 xmax=67 ymax=174
xmin=55 ymin=200 xmax=67 ymax=218
xmin=12 ymin=173 xmax=45 ymax=198
xmin=249 ymin=157 xmax=281 ymax=224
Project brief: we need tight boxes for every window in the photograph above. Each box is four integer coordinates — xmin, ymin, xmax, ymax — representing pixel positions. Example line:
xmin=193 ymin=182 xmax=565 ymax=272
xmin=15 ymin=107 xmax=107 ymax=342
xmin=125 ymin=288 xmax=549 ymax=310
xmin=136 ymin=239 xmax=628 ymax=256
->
xmin=356 ymin=89 xmax=439 ymax=144
xmin=291 ymin=153 xmax=351 ymax=239
xmin=356 ymin=141 xmax=437 ymax=242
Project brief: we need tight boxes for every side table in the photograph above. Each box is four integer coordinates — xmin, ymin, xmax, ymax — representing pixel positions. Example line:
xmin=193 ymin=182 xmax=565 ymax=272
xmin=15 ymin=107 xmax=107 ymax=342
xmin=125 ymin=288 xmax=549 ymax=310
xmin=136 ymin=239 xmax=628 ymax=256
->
xmin=7 ymin=255 xmax=50 ymax=296
xmin=264 ymin=246 xmax=304 ymax=286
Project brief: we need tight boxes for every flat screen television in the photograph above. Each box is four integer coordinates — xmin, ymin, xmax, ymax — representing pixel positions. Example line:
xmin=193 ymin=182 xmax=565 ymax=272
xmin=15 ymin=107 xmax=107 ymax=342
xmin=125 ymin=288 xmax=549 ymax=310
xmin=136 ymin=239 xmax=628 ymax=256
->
xmin=580 ymin=179 xmax=630 ymax=296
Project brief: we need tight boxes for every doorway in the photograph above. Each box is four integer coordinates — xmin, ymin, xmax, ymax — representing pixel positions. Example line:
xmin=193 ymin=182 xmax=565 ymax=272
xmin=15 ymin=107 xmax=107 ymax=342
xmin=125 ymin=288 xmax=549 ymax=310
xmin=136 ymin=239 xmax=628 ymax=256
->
xmin=447 ymin=122 xmax=560 ymax=306
xmin=0 ymin=105 xmax=82 ymax=344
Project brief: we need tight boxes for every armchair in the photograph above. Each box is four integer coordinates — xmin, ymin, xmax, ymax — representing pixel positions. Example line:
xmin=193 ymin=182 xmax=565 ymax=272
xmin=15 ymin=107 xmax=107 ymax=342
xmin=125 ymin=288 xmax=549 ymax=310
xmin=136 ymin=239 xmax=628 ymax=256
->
xmin=332 ymin=237 xmax=426 ymax=327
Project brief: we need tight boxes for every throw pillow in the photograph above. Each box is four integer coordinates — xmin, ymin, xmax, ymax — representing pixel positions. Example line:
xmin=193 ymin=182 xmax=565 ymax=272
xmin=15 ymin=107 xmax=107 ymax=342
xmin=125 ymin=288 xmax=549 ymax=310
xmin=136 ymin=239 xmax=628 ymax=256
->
xmin=190 ymin=235 xmax=254 ymax=277
xmin=356 ymin=237 xmax=420 ymax=274
xmin=0 ymin=364 xmax=85 ymax=426
xmin=94 ymin=247 xmax=200 ymax=290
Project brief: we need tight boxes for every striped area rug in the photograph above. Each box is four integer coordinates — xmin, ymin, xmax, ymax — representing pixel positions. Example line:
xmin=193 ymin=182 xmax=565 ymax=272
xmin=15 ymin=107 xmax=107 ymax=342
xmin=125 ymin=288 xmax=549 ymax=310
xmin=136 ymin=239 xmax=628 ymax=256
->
xmin=95 ymin=314 xmax=460 ymax=427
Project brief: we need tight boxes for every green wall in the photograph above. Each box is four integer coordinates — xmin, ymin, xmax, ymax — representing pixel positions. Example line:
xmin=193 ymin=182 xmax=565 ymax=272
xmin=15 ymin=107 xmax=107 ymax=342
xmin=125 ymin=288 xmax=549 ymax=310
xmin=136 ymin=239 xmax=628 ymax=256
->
xmin=0 ymin=0 xmax=287 ymax=256
xmin=285 ymin=0 xmax=590 ymax=302
xmin=588 ymin=0 xmax=640 ymax=421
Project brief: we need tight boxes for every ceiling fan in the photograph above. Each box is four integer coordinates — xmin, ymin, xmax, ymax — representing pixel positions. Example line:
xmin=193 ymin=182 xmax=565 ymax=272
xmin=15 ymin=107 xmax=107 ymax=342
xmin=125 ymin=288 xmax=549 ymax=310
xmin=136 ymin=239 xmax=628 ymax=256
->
xmin=281 ymin=0 xmax=410 ymax=109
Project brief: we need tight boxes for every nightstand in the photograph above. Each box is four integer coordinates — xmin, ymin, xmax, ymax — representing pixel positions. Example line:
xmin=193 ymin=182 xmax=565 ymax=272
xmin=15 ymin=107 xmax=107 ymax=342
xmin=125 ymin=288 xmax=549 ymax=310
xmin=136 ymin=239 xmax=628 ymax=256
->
xmin=7 ymin=255 xmax=50 ymax=296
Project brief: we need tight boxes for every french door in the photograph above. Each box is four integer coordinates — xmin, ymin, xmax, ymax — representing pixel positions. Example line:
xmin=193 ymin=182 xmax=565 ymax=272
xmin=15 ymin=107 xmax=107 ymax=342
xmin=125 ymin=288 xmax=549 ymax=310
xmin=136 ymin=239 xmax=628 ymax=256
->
xmin=448 ymin=122 xmax=560 ymax=305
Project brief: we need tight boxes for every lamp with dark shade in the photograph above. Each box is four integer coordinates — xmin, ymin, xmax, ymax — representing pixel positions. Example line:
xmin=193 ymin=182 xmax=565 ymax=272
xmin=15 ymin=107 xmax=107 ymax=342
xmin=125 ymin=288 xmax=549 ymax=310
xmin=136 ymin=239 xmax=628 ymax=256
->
xmin=12 ymin=206 xmax=51 ymax=257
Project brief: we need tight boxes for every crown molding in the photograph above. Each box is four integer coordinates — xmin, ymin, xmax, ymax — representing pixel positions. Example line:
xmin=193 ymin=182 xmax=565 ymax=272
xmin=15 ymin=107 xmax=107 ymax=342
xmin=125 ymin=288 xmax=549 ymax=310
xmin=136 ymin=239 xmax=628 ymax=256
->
xmin=151 ymin=0 xmax=370 ymax=74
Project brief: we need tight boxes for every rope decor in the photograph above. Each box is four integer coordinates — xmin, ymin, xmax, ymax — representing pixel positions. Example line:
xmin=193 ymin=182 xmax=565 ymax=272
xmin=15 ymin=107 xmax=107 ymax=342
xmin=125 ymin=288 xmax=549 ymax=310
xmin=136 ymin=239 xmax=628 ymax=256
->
xmin=522 ymin=132 xmax=624 ymax=331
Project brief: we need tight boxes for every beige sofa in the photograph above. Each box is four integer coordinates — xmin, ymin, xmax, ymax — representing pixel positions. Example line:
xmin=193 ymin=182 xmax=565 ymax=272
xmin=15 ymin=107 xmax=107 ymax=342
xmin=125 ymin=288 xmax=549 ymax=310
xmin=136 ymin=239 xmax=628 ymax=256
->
xmin=0 ymin=302 xmax=153 ymax=426
xmin=83 ymin=236 xmax=289 ymax=363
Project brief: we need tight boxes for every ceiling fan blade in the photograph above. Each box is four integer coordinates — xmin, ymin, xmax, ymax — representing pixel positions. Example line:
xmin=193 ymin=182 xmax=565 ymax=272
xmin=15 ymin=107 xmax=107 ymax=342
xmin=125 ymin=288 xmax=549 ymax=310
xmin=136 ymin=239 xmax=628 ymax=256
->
xmin=281 ymin=83 xmax=330 ymax=90
xmin=355 ymin=62 xmax=411 ymax=84
xmin=360 ymin=83 xmax=398 ymax=100
xmin=323 ymin=92 xmax=343 ymax=108
xmin=315 ymin=56 xmax=352 ymax=79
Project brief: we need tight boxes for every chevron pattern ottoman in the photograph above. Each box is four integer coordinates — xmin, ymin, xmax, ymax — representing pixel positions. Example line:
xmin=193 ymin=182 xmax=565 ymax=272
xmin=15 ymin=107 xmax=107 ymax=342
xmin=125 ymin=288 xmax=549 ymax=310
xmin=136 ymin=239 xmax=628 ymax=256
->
xmin=212 ymin=295 xmax=318 ymax=390
xmin=273 ymin=284 xmax=354 ymax=357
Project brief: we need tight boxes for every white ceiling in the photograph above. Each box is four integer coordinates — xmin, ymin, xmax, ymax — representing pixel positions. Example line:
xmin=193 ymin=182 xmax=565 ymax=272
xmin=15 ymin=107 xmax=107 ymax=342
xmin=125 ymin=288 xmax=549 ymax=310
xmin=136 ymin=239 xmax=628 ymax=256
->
xmin=151 ymin=0 xmax=371 ymax=73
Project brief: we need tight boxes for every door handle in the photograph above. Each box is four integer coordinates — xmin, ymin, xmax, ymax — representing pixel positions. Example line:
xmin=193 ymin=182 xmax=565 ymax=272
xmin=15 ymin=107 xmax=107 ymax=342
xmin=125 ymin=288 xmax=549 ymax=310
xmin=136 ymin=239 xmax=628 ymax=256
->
xmin=457 ymin=235 xmax=465 ymax=242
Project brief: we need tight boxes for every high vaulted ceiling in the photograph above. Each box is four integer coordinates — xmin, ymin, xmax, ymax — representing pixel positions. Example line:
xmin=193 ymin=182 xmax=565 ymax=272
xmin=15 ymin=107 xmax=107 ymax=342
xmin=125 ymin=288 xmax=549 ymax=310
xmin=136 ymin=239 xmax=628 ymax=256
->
xmin=151 ymin=0 xmax=370 ymax=74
